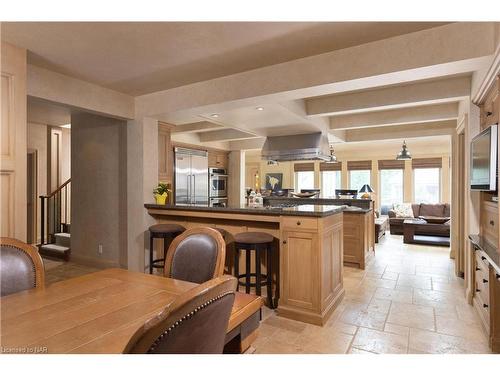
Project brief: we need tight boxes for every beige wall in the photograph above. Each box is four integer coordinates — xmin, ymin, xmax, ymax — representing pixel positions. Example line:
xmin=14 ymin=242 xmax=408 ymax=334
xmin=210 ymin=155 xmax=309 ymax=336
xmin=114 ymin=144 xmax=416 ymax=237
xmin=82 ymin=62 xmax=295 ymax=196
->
xmin=245 ymin=137 xmax=452 ymax=207
xmin=71 ymin=112 xmax=127 ymax=268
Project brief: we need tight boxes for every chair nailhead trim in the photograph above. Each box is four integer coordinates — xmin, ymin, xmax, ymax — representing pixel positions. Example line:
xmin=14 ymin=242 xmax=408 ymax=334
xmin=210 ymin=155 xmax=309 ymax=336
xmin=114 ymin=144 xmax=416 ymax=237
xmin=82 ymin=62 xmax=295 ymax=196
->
xmin=147 ymin=291 xmax=233 ymax=353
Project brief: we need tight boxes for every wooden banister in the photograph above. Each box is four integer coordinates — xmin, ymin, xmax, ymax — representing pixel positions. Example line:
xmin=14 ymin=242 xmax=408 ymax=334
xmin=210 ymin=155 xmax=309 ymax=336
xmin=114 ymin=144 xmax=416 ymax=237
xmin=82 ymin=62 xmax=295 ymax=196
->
xmin=40 ymin=178 xmax=71 ymax=199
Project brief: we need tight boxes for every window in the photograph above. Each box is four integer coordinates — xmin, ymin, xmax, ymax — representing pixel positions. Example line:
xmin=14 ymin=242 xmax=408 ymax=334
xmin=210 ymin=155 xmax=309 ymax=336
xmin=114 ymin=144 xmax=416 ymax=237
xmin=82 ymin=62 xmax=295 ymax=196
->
xmin=321 ymin=171 xmax=341 ymax=197
xmin=295 ymin=171 xmax=314 ymax=192
xmin=380 ymin=169 xmax=404 ymax=208
xmin=414 ymin=168 xmax=440 ymax=203
xmin=349 ymin=170 xmax=371 ymax=192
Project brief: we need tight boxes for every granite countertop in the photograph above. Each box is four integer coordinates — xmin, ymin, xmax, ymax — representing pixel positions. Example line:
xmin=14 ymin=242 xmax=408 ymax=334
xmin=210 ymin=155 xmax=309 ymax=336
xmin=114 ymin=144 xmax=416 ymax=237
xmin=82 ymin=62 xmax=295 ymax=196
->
xmin=145 ymin=203 xmax=346 ymax=217
xmin=469 ymin=234 xmax=500 ymax=275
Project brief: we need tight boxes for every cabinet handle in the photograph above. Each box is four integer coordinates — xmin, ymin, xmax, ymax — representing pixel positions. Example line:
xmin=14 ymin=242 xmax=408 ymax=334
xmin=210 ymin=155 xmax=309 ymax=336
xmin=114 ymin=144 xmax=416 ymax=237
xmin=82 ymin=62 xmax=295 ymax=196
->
xmin=481 ymin=256 xmax=487 ymax=261
xmin=484 ymin=303 xmax=489 ymax=308
xmin=296 ymin=221 xmax=301 ymax=226
xmin=486 ymin=111 xmax=493 ymax=117
xmin=476 ymin=288 xmax=480 ymax=292
xmin=282 ymin=240 xmax=287 ymax=244
xmin=476 ymin=267 xmax=481 ymax=271
xmin=490 ymin=220 xmax=495 ymax=226
xmin=496 ymin=274 xmax=500 ymax=279
xmin=483 ymin=279 xmax=488 ymax=283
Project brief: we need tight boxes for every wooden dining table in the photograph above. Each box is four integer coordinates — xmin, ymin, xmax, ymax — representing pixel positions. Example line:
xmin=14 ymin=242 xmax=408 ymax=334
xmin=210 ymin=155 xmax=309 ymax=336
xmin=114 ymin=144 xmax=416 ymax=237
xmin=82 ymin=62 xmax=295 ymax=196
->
xmin=0 ymin=268 xmax=263 ymax=354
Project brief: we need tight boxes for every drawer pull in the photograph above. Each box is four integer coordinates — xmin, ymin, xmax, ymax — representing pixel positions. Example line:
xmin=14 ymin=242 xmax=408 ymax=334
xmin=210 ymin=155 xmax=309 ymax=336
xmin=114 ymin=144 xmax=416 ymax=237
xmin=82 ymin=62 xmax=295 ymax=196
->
xmin=486 ymin=111 xmax=493 ymax=117
xmin=481 ymin=256 xmax=487 ymax=261
xmin=476 ymin=288 xmax=480 ymax=292
xmin=476 ymin=267 xmax=481 ymax=271
xmin=496 ymin=274 xmax=500 ymax=279
xmin=296 ymin=221 xmax=301 ymax=226
xmin=490 ymin=220 xmax=495 ymax=226
xmin=484 ymin=303 xmax=489 ymax=308
xmin=282 ymin=240 xmax=287 ymax=244
xmin=483 ymin=279 xmax=488 ymax=283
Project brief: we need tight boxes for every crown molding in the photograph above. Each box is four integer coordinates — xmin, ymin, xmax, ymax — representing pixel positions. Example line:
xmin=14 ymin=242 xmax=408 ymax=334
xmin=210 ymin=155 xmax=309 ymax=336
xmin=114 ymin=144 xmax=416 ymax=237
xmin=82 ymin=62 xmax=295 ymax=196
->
xmin=472 ymin=44 xmax=500 ymax=104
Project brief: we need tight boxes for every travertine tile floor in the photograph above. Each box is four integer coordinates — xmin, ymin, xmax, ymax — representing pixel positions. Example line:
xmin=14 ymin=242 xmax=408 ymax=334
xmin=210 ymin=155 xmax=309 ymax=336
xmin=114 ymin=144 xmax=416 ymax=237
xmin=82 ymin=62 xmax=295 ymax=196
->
xmin=42 ymin=233 xmax=491 ymax=354
xmin=253 ymin=234 xmax=492 ymax=354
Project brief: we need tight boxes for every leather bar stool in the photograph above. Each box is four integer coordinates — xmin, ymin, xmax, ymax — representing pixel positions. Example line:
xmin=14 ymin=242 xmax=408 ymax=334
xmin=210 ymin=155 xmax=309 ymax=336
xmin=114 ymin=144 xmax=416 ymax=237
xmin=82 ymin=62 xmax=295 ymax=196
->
xmin=148 ymin=223 xmax=185 ymax=274
xmin=234 ymin=231 xmax=278 ymax=309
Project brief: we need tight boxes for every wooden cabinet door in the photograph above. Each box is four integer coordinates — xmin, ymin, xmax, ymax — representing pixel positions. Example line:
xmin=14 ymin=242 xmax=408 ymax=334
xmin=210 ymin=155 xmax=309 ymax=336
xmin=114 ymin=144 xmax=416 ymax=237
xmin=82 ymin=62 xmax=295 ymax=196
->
xmin=158 ymin=122 xmax=174 ymax=184
xmin=1 ymin=42 xmax=27 ymax=240
xmin=280 ymin=230 xmax=319 ymax=311
xmin=216 ymin=153 xmax=228 ymax=168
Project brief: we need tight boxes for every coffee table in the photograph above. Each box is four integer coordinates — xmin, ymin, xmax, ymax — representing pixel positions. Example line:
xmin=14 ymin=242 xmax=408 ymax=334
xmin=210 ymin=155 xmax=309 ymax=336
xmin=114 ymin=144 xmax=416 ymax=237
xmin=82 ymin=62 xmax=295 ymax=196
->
xmin=403 ymin=218 xmax=450 ymax=246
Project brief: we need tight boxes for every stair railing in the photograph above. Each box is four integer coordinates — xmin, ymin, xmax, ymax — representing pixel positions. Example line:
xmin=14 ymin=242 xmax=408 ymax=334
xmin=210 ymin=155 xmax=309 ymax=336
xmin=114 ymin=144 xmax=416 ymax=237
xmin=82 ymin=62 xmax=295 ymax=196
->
xmin=40 ymin=178 xmax=71 ymax=245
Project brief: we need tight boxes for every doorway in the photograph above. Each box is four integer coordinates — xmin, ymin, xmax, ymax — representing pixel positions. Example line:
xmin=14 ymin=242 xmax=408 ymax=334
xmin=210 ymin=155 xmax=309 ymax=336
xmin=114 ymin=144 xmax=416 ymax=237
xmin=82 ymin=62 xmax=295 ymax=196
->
xmin=27 ymin=150 xmax=38 ymax=244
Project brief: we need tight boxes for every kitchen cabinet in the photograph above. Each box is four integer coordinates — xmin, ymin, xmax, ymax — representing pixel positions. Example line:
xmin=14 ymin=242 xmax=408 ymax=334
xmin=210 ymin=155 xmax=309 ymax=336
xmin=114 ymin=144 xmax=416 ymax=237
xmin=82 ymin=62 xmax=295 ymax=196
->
xmin=208 ymin=151 xmax=229 ymax=169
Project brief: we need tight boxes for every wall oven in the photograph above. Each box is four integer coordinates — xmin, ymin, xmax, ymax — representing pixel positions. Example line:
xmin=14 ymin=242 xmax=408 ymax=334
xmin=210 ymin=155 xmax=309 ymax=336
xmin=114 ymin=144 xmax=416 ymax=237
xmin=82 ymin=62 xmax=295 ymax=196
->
xmin=209 ymin=197 xmax=228 ymax=207
xmin=209 ymin=168 xmax=228 ymax=198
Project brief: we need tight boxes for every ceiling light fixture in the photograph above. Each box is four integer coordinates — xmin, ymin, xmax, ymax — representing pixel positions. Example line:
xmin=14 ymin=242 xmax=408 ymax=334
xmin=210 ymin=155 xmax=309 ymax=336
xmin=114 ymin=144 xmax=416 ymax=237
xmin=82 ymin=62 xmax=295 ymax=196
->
xmin=396 ymin=140 xmax=412 ymax=160
xmin=256 ymin=106 xmax=264 ymax=111
xmin=326 ymin=146 xmax=338 ymax=163
xmin=210 ymin=113 xmax=219 ymax=118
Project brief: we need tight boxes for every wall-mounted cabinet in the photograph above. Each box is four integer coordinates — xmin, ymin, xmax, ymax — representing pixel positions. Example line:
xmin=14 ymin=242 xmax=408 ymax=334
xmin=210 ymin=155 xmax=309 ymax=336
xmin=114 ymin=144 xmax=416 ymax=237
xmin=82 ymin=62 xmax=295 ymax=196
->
xmin=158 ymin=122 xmax=175 ymax=184
xmin=208 ymin=151 xmax=229 ymax=169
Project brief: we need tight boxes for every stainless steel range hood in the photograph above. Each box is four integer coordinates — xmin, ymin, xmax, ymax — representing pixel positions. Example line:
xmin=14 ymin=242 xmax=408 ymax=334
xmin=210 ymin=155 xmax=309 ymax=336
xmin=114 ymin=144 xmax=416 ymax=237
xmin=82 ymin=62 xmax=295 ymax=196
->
xmin=261 ymin=132 xmax=331 ymax=162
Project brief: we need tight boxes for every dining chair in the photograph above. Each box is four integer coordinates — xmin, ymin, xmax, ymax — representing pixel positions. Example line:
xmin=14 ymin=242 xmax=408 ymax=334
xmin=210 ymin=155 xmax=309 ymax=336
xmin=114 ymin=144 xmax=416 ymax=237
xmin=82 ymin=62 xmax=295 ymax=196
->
xmin=123 ymin=275 xmax=237 ymax=354
xmin=163 ymin=227 xmax=226 ymax=284
xmin=1 ymin=237 xmax=45 ymax=297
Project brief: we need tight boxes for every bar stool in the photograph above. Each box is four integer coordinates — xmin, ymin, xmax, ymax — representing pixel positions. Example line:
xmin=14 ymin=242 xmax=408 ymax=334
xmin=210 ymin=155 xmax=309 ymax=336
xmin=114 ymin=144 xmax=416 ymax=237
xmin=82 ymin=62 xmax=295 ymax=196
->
xmin=148 ymin=223 xmax=185 ymax=274
xmin=234 ymin=231 xmax=278 ymax=309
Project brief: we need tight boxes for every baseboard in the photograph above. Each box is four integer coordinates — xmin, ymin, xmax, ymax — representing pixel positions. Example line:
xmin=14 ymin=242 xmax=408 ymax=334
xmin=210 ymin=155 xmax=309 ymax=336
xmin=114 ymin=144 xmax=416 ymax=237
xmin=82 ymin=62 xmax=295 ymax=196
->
xmin=69 ymin=253 xmax=121 ymax=269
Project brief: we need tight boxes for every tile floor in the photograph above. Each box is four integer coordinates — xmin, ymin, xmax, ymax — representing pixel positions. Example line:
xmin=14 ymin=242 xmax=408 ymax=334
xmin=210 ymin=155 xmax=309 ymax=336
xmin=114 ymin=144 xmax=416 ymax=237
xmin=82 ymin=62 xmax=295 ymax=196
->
xmin=253 ymin=234 xmax=492 ymax=354
xmin=42 ymin=233 xmax=491 ymax=354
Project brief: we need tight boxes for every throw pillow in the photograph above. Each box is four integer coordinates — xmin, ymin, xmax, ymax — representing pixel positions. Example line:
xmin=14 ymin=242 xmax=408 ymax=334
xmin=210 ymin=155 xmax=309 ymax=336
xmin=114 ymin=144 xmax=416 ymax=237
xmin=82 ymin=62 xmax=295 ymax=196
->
xmin=393 ymin=203 xmax=414 ymax=218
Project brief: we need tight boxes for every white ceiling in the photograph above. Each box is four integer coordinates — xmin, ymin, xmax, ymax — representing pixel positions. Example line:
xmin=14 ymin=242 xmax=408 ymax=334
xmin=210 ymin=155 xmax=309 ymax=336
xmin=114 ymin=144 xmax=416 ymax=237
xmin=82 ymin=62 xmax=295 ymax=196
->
xmin=1 ymin=22 xmax=447 ymax=95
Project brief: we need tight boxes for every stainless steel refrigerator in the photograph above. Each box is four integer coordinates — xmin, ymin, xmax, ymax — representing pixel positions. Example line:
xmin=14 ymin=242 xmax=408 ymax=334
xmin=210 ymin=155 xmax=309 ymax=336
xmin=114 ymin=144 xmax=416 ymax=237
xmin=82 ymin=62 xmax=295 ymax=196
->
xmin=174 ymin=147 xmax=209 ymax=206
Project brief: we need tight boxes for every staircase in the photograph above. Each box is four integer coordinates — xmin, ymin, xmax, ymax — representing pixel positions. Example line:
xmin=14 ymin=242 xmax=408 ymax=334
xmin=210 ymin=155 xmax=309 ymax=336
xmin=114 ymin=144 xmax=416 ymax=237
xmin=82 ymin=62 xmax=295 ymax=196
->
xmin=39 ymin=179 xmax=71 ymax=261
xmin=40 ymin=230 xmax=71 ymax=261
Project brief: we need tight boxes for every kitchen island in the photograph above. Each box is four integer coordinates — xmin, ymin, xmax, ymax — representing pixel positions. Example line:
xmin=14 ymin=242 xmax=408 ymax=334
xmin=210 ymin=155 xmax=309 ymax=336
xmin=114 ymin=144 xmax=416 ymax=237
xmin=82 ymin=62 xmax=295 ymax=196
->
xmin=145 ymin=203 xmax=345 ymax=325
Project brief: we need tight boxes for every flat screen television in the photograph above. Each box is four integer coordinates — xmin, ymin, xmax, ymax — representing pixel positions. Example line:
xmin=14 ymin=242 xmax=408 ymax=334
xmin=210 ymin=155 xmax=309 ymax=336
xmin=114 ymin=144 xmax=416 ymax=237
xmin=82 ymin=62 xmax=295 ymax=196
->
xmin=471 ymin=124 xmax=497 ymax=191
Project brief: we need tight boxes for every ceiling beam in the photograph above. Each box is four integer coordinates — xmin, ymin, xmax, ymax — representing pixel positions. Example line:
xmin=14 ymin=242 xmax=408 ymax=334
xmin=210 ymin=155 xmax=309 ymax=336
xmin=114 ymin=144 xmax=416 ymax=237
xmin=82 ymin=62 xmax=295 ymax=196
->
xmin=136 ymin=23 xmax=496 ymax=118
xmin=229 ymin=137 xmax=266 ymax=151
xmin=28 ymin=65 xmax=135 ymax=120
xmin=329 ymin=102 xmax=459 ymax=130
xmin=171 ymin=121 xmax=223 ymax=133
xmin=199 ymin=129 xmax=259 ymax=142
xmin=344 ymin=120 xmax=456 ymax=142
xmin=307 ymin=76 xmax=470 ymax=117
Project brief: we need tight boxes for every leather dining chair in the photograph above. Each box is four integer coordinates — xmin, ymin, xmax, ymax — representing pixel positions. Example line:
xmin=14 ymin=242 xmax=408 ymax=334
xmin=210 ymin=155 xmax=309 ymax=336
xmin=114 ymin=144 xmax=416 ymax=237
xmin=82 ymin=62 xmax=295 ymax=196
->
xmin=123 ymin=275 xmax=237 ymax=354
xmin=1 ymin=237 xmax=45 ymax=297
xmin=163 ymin=227 xmax=226 ymax=284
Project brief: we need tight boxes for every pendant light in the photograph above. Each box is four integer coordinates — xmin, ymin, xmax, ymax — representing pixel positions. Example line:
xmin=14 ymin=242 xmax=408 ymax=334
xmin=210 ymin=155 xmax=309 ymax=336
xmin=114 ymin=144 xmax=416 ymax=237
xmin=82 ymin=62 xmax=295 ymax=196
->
xmin=396 ymin=140 xmax=412 ymax=160
xmin=326 ymin=146 xmax=338 ymax=163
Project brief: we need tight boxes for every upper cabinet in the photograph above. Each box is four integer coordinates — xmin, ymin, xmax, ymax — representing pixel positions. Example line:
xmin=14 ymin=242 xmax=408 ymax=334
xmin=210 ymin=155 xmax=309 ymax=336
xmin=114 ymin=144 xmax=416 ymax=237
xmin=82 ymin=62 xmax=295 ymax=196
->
xmin=158 ymin=122 xmax=175 ymax=184
xmin=208 ymin=150 xmax=229 ymax=169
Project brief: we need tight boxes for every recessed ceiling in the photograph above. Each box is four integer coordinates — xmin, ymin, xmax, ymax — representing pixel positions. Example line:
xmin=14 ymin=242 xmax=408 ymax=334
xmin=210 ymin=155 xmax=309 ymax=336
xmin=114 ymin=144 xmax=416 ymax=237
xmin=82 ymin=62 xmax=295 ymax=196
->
xmin=1 ymin=22 xmax=448 ymax=95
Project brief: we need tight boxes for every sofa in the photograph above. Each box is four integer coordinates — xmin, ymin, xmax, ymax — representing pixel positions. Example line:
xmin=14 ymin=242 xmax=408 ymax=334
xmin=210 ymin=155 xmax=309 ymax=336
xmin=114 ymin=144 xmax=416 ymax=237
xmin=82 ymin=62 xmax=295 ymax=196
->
xmin=388 ymin=203 xmax=450 ymax=236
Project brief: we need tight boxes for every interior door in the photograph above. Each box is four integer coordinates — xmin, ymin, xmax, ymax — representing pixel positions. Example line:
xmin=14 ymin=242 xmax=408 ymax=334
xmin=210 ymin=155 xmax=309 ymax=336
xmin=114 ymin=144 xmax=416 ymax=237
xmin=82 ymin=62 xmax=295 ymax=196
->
xmin=175 ymin=152 xmax=191 ymax=205
xmin=1 ymin=42 xmax=27 ymax=240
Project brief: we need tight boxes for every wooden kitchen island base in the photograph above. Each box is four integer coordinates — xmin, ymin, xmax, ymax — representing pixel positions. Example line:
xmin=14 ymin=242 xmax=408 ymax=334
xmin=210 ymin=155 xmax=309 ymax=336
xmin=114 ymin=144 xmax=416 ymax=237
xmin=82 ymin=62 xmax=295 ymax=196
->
xmin=146 ymin=204 xmax=345 ymax=326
